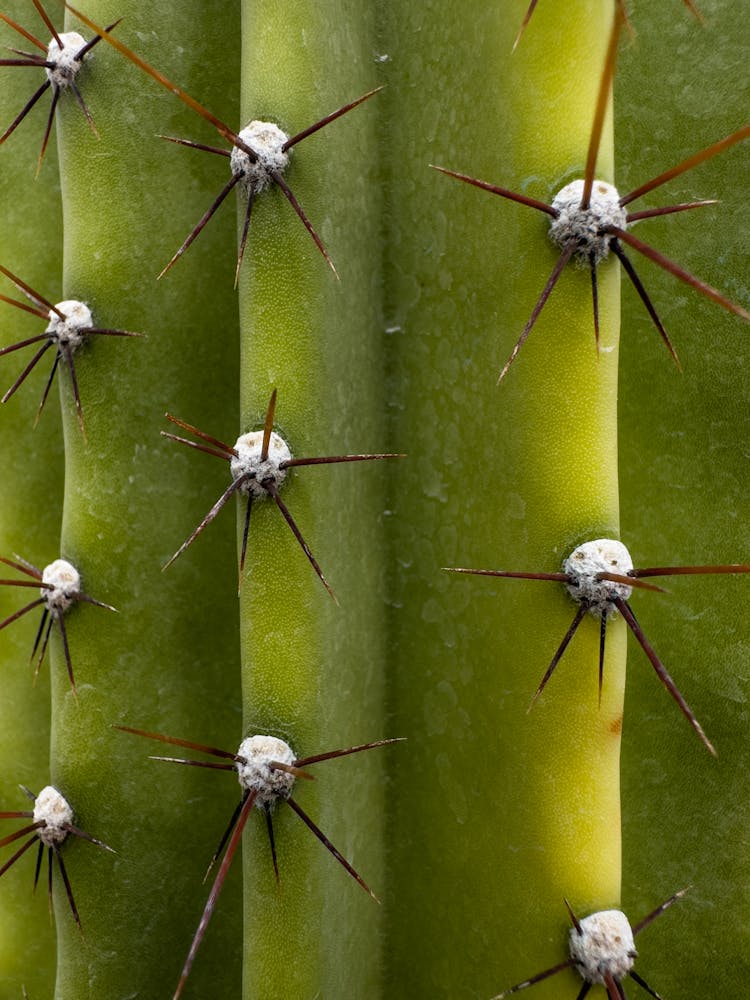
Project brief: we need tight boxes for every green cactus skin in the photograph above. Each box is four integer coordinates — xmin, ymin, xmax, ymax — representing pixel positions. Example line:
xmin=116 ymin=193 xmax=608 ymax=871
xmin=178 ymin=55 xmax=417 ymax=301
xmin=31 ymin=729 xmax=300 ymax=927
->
xmin=0 ymin=5 xmax=64 ymax=995
xmin=617 ymin=3 xmax=750 ymax=995
xmin=235 ymin=2 xmax=389 ymax=996
xmin=48 ymin=2 xmax=243 ymax=996
xmin=383 ymin=3 xmax=624 ymax=996
xmin=0 ymin=0 xmax=747 ymax=998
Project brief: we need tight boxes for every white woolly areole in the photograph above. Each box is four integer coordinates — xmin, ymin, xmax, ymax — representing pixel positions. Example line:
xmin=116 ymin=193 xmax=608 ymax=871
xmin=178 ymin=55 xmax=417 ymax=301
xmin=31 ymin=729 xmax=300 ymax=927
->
xmin=236 ymin=735 xmax=296 ymax=807
xmin=230 ymin=121 xmax=291 ymax=195
xmin=569 ymin=909 xmax=636 ymax=984
xmin=45 ymin=32 xmax=87 ymax=89
xmin=46 ymin=300 xmax=93 ymax=352
xmin=230 ymin=430 xmax=292 ymax=498
xmin=563 ymin=538 xmax=634 ymax=616
xmin=549 ymin=179 xmax=627 ymax=264
xmin=41 ymin=559 xmax=81 ymax=615
xmin=33 ymin=785 xmax=73 ymax=847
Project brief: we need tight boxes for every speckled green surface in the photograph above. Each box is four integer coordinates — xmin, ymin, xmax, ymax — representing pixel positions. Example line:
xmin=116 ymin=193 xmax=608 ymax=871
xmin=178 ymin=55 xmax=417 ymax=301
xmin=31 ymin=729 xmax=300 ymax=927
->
xmin=0 ymin=4 xmax=63 ymax=995
xmin=617 ymin=1 xmax=750 ymax=995
xmin=384 ymin=2 xmax=624 ymax=996
xmin=0 ymin=0 xmax=747 ymax=998
xmin=51 ymin=3 xmax=242 ymax=997
xmin=236 ymin=2 xmax=389 ymax=996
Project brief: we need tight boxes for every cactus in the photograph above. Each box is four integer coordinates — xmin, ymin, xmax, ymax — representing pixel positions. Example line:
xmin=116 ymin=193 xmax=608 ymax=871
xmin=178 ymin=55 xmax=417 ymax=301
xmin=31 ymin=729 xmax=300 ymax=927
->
xmin=0 ymin=1 xmax=748 ymax=998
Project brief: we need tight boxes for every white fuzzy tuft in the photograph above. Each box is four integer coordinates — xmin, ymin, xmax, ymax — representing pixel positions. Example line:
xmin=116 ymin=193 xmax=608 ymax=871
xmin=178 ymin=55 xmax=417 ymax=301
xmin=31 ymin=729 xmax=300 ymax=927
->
xmin=236 ymin=735 xmax=296 ymax=806
xmin=33 ymin=786 xmax=73 ymax=848
xmin=563 ymin=538 xmax=634 ymax=616
xmin=230 ymin=121 xmax=291 ymax=196
xmin=45 ymin=33 xmax=87 ymax=90
xmin=569 ymin=909 xmax=636 ymax=984
xmin=549 ymin=179 xmax=627 ymax=265
xmin=230 ymin=430 xmax=292 ymax=497
xmin=46 ymin=300 xmax=93 ymax=353
xmin=41 ymin=559 xmax=81 ymax=615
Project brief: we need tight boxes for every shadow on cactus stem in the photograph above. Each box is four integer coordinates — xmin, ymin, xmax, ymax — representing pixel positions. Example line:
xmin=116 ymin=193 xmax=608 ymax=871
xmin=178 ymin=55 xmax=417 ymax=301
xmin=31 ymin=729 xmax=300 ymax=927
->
xmin=62 ymin=1 xmax=380 ymax=284
xmin=161 ymin=388 xmax=403 ymax=601
xmin=0 ymin=553 xmax=116 ymax=697
xmin=0 ymin=784 xmax=114 ymax=931
xmin=513 ymin=0 xmax=702 ymax=52
xmin=490 ymin=888 xmax=689 ymax=999
xmin=446 ymin=537 xmax=750 ymax=756
xmin=434 ymin=6 xmax=750 ymax=382
xmin=114 ymin=725 xmax=403 ymax=1000
xmin=0 ymin=262 xmax=142 ymax=436
xmin=0 ymin=0 xmax=122 ymax=173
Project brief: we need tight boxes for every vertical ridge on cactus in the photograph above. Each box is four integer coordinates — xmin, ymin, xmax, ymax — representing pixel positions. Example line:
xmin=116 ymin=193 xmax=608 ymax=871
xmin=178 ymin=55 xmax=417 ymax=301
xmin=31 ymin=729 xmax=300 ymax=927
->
xmin=47 ymin=2 xmax=245 ymax=996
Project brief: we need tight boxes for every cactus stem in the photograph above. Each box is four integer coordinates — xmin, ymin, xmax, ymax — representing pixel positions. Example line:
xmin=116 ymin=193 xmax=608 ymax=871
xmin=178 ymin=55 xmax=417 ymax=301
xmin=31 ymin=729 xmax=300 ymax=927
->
xmin=514 ymin=0 xmax=700 ymax=53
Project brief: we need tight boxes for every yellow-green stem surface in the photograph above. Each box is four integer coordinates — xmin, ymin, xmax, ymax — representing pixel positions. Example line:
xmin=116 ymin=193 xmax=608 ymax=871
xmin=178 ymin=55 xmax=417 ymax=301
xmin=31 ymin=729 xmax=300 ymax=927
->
xmin=384 ymin=3 xmax=623 ymax=995
xmin=0 ymin=4 xmax=64 ymax=992
xmin=237 ymin=1 xmax=388 ymax=997
xmin=51 ymin=3 xmax=243 ymax=996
